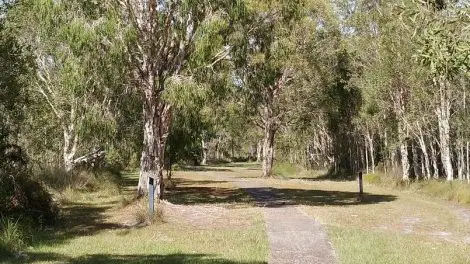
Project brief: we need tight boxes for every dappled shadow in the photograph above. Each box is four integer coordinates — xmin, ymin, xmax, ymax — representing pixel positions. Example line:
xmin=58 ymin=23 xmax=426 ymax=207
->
xmin=166 ymin=186 xmax=253 ymax=205
xmin=243 ymin=187 xmax=397 ymax=207
xmin=175 ymin=179 xmax=229 ymax=186
xmin=208 ymin=162 xmax=260 ymax=169
xmin=5 ymin=252 xmax=266 ymax=264
xmin=30 ymin=201 xmax=123 ymax=248
xmin=176 ymin=165 xmax=233 ymax=172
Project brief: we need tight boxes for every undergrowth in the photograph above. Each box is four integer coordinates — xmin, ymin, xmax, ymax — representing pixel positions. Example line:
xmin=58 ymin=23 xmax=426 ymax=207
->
xmin=364 ymin=173 xmax=470 ymax=205
xmin=0 ymin=217 xmax=31 ymax=258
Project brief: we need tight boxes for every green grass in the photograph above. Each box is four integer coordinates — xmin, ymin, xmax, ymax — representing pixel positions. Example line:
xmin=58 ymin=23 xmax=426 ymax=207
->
xmin=1 ymin=169 xmax=268 ymax=264
xmin=328 ymin=226 xmax=470 ymax=264
xmin=0 ymin=217 xmax=30 ymax=257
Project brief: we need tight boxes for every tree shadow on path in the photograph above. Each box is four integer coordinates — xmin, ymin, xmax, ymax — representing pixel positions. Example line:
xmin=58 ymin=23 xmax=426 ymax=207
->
xmin=243 ymin=187 xmax=397 ymax=207
xmin=8 ymin=252 xmax=266 ymax=264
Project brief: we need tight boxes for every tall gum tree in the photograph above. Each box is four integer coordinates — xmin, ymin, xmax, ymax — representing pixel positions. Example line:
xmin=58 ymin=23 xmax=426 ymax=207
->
xmin=404 ymin=0 xmax=470 ymax=181
xmin=8 ymin=0 xmax=118 ymax=172
xmin=118 ymin=0 xmax=237 ymax=197
xmin=232 ymin=0 xmax=320 ymax=177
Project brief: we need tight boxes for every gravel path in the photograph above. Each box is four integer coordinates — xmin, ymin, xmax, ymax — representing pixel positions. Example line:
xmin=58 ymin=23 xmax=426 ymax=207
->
xmin=231 ymin=177 xmax=337 ymax=264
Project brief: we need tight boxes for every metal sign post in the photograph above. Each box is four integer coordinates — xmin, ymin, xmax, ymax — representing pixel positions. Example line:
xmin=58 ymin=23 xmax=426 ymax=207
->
xmin=149 ymin=177 xmax=155 ymax=216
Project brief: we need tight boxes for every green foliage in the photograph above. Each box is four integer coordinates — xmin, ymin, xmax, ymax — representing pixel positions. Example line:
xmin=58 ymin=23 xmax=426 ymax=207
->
xmin=165 ymin=79 xmax=209 ymax=166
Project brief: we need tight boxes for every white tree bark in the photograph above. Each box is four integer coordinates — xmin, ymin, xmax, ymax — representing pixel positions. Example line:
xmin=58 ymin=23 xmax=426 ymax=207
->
xmin=256 ymin=140 xmax=262 ymax=163
xmin=201 ymin=139 xmax=207 ymax=165
xmin=430 ymin=142 xmax=439 ymax=179
xmin=63 ymin=125 xmax=78 ymax=173
xmin=417 ymin=130 xmax=431 ymax=179
xmin=436 ymin=77 xmax=453 ymax=181
xmin=398 ymin=120 xmax=410 ymax=181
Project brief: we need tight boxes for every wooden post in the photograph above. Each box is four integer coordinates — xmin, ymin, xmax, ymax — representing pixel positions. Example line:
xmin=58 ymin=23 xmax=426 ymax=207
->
xmin=358 ymin=171 xmax=363 ymax=200
xmin=149 ymin=177 xmax=155 ymax=216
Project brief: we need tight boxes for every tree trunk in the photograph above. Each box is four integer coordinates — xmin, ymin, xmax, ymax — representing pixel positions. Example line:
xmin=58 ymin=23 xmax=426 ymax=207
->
xmin=367 ymin=132 xmax=375 ymax=173
xmin=417 ymin=131 xmax=431 ymax=179
xmin=398 ymin=121 xmax=410 ymax=181
xmin=262 ymin=124 xmax=275 ymax=177
xmin=430 ymin=142 xmax=439 ymax=179
xmin=201 ymin=139 xmax=207 ymax=165
xmin=215 ymin=138 xmax=220 ymax=160
xmin=467 ymin=141 xmax=469 ymax=183
xmin=436 ymin=77 xmax=453 ymax=181
xmin=256 ymin=140 xmax=262 ymax=163
xmin=63 ymin=125 xmax=78 ymax=173
xmin=137 ymin=81 xmax=172 ymax=199
xmin=364 ymin=138 xmax=369 ymax=174
xmin=412 ymin=142 xmax=420 ymax=179
xmin=457 ymin=138 xmax=463 ymax=181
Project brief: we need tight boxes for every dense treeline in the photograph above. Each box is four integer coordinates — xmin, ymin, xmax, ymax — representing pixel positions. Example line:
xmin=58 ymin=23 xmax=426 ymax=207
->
xmin=1 ymin=0 xmax=470 ymax=227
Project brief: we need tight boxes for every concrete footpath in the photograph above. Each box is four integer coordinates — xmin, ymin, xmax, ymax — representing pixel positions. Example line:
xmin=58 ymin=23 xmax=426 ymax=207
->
xmin=235 ymin=179 xmax=337 ymax=264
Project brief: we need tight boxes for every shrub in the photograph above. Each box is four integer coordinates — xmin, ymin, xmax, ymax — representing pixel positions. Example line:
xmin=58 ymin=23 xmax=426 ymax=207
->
xmin=0 ymin=141 xmax=57 ymax=225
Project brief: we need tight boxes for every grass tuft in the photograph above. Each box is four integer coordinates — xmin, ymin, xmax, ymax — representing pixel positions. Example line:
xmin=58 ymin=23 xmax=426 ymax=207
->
xmin=134 ymin=198 xmax=165 ymax=225
xmin=0 ymin=217 xmax=30 ymax=257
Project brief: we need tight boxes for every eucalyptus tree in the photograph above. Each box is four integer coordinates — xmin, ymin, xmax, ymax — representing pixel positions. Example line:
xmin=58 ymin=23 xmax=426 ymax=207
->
xmin=117 ymin=0 xmax=239 ymax=197
xmin=402 ymin=0 xmax=470 ymax=181
xmin=7 ymin=0 xmax=122 ymax=172
xmin=230 ymin=0 xmax=326 ymax=177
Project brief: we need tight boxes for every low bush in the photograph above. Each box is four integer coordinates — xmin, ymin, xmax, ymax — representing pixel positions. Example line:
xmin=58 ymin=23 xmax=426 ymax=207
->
xmin=1 ymin=143 xmax=57 ymax=225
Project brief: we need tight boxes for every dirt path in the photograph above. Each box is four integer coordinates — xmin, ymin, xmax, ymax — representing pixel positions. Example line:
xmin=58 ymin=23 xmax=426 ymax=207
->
xmin=214 ymin=171 xmax=337 ymax=264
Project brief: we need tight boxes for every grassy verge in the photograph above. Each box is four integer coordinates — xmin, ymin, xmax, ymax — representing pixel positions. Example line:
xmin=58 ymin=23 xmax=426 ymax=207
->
xmin=2 ymin=169 xmax=268 ymax=264
xmin=328 ymin=226 xmax=470 ymax=264
xmin=364 ymin=173 xmax=470 ymax=205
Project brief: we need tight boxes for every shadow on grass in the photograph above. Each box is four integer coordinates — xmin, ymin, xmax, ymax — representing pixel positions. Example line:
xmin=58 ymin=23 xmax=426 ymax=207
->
xmin=243 ymin=187 xmax=397 ymax=207
xmin=166 ymin=185 xmax=253 ymax=205
xmin=176 ymin=165 xmax=233 ymax=172
xmin=164 ymin=176 xmax=395 ymax=207
xmin=283 ymin=172 xmax=360 ymax=182
xmin=4 ymin=252 xmax=266 ymax=264
xmin=30 ymin=201 xmax=123 ymax=248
